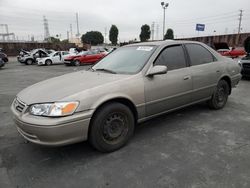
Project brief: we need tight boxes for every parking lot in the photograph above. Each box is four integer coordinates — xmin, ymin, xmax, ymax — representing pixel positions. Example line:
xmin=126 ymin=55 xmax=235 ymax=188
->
xmin=0 ymin=58 xmax=250 ymax=188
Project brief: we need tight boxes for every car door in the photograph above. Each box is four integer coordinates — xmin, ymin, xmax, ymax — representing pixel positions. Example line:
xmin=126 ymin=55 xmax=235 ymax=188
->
xmin=52 ymin=52 xmax=61 ymax=64
xmin=144 ymin=45 xmax=193 ymax=117
xmin=184 ymin=43 xmax=222 ymax=102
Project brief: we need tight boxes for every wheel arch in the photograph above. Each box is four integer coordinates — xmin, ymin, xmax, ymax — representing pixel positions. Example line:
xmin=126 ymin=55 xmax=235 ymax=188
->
xmin=219 ymin=75 xmax=232 ymax=95
xmin=90 ymin=97 xmax=138 ymax=124
xmin=88 ymin=97 xmax=138 ymax=139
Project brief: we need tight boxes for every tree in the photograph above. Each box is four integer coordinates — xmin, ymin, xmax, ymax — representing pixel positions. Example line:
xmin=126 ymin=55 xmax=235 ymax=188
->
xmin=61 ymin=39 xmax=69 ymax=43
xmin=244 ymin=36 xmax=250 ymax=54
xmin=139 ymin=24 xmax=151 ymax=42
xmin=47 ymin=36 xmax=60 ymax=43
xmin=81 ymin=31 xmax=104 ymax=45
xmin=109 ymin=25 xmax=119 ymax=45
xmin=164 ymin=28 xmax=174 ymax=40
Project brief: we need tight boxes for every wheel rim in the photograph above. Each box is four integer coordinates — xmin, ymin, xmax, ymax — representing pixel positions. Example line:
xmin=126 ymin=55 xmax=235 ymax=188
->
xmin=47 ymin=61 xmax=52 ymax=65
xmin=75 ymin=61 xmax=80 ymax=66
xmin=102 ymin=112 xmax=129 ymax=144
xmin=215 ymin=86 xmax=227 ymax=106
xmin=27 ymin=60 xmax=32 ymax=65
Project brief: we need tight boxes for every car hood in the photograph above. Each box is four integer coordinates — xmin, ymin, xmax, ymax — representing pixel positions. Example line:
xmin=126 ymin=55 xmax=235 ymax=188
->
xmin=17 ymin=70 xmax=131 ymax=105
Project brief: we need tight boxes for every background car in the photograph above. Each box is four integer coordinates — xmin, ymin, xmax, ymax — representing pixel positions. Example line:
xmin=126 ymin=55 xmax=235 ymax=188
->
xmin=214 ymin=42 xmax=246 ymax=58
xmin=37 ymin=51 xmax=70 ymax=66
xmin=17 ymin=49 xmax=48 ymax=65
xmin=239 ymin=54 xmax=250 ymax=77
xmin=64 ymin=51 xmax=89 ymax=66
xmin=73 ymin=50 xmax=106 ymax=66
xmin=0 ymin=49 xmax=8 ymax=68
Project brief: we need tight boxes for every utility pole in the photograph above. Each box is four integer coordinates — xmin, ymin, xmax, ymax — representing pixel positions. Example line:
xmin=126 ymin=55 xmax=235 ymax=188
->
xmin=161 ymin=2 xmax=169 ymax=40
xmin=43 ymin=16 xmax=50 ymax=40
xmin=156 ymin=24 xmax=159 ymax=40
xmin=104 ymin=27 xmax=107 ymax=44
xmin=151 ymin=22 xmax=155 ymax=41
xmin=76 ymin=13 xmax=80 ymax=37
xmin=238 ymin=9 xmax=243 ymax=34
xmin=70 ymin=24 xmax=73 ymax=39
xmin=67 ymin=31 xmax=69 ymax=41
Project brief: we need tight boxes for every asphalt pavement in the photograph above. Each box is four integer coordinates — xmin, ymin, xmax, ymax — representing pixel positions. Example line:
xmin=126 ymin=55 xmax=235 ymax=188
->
xmin=0 ymin=58 xmax=250 ymax=188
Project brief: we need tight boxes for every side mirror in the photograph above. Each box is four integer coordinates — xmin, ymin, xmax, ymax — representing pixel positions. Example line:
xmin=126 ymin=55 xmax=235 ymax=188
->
xmin=147 ymin=65 xmax=167 ymax=77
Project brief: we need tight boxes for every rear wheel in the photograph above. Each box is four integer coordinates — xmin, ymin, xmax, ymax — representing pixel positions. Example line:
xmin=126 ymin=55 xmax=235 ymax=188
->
xmin=208 ymin=80 xmax=229 ymax=110
xmin=89 ymin=103 xmax=135 ymax=152
xmin=45 ymin=59 xmax=52 ymax=66
xmin=74 ymin=60 xmax=80 ymax=66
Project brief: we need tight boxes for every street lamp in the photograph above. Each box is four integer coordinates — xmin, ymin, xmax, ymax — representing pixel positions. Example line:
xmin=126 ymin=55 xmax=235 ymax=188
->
xmin=161 ymin=2 xmax=169 ymax=40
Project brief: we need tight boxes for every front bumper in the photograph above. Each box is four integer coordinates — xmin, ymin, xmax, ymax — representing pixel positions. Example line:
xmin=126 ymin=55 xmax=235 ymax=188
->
xmin=64 ymin=60 xmax=74 ymax=65
xmin=37 ymin=61 xmax=45 ymax=66
xmin=17 ymin=56 xmax=26 ymax=63
xmin=11 ymin=102 xmax=93 ymax=146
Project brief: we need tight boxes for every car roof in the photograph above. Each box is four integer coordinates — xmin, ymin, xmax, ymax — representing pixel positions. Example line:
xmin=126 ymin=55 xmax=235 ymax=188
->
xmin=126 ymin=40 xmax=205 ymax=47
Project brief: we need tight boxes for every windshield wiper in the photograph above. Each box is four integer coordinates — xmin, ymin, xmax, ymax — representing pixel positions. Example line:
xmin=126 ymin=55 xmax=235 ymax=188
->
xmin=94 ymin=68 xmax=117 ymax=74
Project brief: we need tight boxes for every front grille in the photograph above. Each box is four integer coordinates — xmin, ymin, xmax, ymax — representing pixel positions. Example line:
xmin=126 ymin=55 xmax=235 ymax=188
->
xmin=242 ymin=63 xmax=250 ymax=69
xmin=14 ymin=98 xmax=26 ymax=113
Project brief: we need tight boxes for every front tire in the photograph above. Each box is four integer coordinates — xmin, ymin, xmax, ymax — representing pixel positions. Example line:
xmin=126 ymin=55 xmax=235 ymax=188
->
xmin=208 ymin=80 xmax=229 ymax=110
xmin=45 ymin=59 xmax=52 ymax=66
xmin=89 ymin=103 xmax=135 ymax=152
xmin=26 ymin=59 xmax=33 ymax=65
xmin=74 ymin=60 xmax=80 ymax=66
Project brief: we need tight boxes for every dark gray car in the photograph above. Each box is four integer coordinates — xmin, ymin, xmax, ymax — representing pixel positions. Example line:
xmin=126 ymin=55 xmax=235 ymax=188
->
xmin=11 ymin=40 xmax=241 ymax=152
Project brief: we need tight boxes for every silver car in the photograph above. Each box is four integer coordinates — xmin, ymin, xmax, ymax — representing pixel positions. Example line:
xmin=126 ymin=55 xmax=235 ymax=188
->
xmin=11 ymin=40 xmax=241 ymax=152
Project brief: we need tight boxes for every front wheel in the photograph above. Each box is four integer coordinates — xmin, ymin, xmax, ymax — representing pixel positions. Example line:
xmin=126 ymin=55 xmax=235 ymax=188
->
xmin=208 ymin=80 xmax=229 ymax=110
xmin=26 ymin=59 xmax=33 ymax=65
xmin=89 ymin=103 xmax=135 ymax=152
xmin=45 ymin=59 xmax=52 ymax=66
xmin=74 ymin=60 xmax=80 ymax=66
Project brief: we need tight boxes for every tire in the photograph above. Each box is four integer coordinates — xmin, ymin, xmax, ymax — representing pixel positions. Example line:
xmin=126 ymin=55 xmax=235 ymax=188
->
xmin=45 ymin=59 xmax=52 ymax=66
xmin=74 ymin=60 xmax=80 ymax=66
xmin=26 ymin=59 xmax=33 ymax=65
xmin=89 ymin=102 xmax=135 ymax=152
xmin=208 ymin=80 xmax=229 ymax=110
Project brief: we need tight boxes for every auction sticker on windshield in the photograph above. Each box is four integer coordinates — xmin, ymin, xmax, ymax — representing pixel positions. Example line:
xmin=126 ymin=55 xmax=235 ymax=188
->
xmin=136 ymin=46 xmax=153 ymax=51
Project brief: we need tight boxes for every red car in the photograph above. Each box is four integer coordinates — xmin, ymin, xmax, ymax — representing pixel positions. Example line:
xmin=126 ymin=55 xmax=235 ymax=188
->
xmin=65 ymin=51 xmax=106 ymax=66
xmin=214 ymin=42 xmax=246 ymax=58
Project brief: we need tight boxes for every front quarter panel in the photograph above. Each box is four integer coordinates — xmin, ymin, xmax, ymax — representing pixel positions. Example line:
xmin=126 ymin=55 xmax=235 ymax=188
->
xmin=62 ymin=73 xmax=146 ymax=120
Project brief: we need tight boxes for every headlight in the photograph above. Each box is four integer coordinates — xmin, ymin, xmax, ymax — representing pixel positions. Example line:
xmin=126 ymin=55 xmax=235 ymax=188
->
xmin=30 ymin=101 xmax=79 ymax=117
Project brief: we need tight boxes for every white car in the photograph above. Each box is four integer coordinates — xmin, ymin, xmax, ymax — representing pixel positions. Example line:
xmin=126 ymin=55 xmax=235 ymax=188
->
xmin=37 ymin=51 xmax=70 ymax=66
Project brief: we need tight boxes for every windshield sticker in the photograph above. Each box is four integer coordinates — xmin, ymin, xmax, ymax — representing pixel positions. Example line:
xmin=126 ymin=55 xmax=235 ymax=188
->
xmin=136 ymin=46 xmax=153 ymax=51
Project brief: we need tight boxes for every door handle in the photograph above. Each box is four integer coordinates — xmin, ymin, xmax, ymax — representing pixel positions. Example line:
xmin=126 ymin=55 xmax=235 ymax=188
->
xmin=183 ymin=76 xmax=191 ymax=80
xmin=216 ymin=70 xmax=220 ymax=73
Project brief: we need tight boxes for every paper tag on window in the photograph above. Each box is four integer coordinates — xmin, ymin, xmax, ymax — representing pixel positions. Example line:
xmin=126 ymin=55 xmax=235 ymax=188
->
xmin=136 ymin=46 xmax=153 ymax=51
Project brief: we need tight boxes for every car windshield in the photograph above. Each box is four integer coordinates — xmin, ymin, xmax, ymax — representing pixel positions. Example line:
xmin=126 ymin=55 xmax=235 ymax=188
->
xmin=92 ymin=46 xmax=156 ymax=74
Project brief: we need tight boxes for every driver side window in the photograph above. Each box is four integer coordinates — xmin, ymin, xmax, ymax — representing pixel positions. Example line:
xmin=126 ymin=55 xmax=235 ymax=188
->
xmin=54 ymin=52 xmax=59 ymax=56
xmin=154 ymin=45 xmax=187 ymax=71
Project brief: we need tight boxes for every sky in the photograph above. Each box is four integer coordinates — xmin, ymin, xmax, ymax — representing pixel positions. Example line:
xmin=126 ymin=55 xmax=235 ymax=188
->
xmin=0 ymin=0 xmax=250 ymax=42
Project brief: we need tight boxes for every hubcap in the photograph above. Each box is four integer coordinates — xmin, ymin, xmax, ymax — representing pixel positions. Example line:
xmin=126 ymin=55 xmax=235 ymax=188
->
xmin=215 ymin=86 xmax=226 ymax=105
xmin=102 ymin=113 xmax=128 ymax=143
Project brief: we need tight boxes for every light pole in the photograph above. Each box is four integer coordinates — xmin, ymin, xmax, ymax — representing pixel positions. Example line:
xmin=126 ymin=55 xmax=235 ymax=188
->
xmin=161 ymin=2 xmax=169 ymax=40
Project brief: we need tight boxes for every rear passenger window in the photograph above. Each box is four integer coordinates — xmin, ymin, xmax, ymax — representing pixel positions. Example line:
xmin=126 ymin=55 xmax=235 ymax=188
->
xmin=185 ymin=44 xmax=215 ymax=66
xmin=154 ymin=45 xmax=187 ymax=71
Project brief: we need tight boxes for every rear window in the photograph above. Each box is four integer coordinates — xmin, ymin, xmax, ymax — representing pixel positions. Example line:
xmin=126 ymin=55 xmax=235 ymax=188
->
xmin=185 ymin=44 xmax=215 ymax=66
